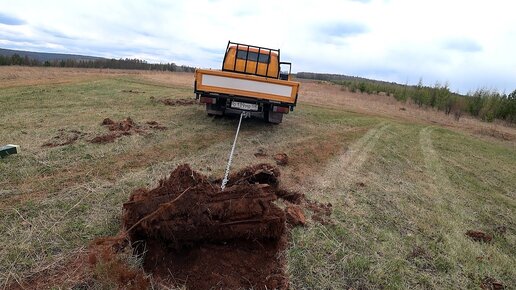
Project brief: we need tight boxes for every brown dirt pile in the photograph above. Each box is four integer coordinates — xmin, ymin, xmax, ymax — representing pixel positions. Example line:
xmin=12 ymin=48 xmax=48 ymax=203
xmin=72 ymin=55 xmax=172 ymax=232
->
xmin=466 ymin=230 xmax=493 ymax=243
xmin=90 ymin=117 xmax=167 ymax=144
xmin=150 ymin=96 xmax=197 ymax=106
xmin=124 ymin=164 xmax=285 ymax=248
xmin=85 ymin=164 xmax=332 ymax=289
xmin=87 ymin=164 xmax=304 ymax=289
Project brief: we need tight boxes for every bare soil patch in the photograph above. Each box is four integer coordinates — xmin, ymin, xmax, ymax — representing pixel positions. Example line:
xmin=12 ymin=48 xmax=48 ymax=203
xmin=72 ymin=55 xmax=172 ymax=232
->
xmin=90 ymin=117 xmax=166 ymax=144
xmin=150 ymin=96 xmax=197 ymax=106
xmin=42 ymin=129 xmax=87 ymax=147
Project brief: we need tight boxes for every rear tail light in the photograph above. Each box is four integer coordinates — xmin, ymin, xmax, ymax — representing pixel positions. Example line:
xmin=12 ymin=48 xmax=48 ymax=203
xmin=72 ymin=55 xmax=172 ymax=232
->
xmin=272 ymin=106 xmax=289 ymax=113
xmin=200 ymin=97 xmax=217 ymax=104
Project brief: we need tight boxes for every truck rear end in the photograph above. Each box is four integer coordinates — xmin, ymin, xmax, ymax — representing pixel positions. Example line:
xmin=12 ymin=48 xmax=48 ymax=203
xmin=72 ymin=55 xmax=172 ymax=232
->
xmin=194 ymin=41 xmax=300 ymax=124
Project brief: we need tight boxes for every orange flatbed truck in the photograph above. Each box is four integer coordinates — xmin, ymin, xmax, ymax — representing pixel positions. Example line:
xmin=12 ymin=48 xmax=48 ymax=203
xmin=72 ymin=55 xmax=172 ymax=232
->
xmin=194 ymin=41 xmax=300 ymax=124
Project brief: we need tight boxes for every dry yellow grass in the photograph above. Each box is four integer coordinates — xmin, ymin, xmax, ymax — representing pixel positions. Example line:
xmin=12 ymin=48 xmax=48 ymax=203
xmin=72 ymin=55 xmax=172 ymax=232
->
xmin=0 ymin=66 xmax=193 ymax=89
xmin=2 ymin=67 xmax=514 ymax=145
xmin=298 ymin=79 xmax=516 ymax=144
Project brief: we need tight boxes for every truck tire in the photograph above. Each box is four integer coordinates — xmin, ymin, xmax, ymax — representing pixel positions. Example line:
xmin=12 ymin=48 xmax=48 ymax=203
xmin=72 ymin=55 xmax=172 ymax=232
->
xmin=206 ymin=104 xmax=223 ymax=116
xmin=266 ymin=110 xmax=283 ymax=124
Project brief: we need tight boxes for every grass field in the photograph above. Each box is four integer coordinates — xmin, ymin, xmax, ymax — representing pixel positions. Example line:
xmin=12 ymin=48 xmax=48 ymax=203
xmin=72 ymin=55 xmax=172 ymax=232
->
xmin=1 ymin=67 xmax=515 ymax=289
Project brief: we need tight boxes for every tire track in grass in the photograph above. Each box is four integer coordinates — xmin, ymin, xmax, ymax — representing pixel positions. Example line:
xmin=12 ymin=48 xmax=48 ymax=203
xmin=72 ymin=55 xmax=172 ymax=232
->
xmin=419 ymin=126 xmax=452 ymax=196
xmin=319 ymin=122 xmax=390 ymax=191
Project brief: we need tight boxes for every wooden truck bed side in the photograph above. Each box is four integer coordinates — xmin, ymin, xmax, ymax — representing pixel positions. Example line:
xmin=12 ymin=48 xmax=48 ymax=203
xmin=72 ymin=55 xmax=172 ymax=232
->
xmin=195 ymin=69 xmax=299 ymax=104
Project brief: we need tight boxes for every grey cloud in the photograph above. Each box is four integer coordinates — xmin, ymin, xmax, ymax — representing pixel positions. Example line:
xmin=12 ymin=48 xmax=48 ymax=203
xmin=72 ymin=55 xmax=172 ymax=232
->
xmin=444 ymin=38 xmax=482 ymax=52
xmin=0 ymin=12 xmax=25 ymax=25
xmin=320 ymin=22 xmax=368 ymax=38
xmin=39 ymin=28 xmax=75 ymax=40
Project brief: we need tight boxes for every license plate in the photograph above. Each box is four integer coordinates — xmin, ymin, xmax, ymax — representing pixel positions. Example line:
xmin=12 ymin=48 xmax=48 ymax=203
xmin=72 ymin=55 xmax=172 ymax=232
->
xmin=231 ymin=101 xmax=259 ymax=111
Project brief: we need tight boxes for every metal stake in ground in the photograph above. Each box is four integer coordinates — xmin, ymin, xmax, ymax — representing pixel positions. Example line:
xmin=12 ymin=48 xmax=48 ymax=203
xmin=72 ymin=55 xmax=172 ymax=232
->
xmin=221 ymin=111 xmax=250 ymax=191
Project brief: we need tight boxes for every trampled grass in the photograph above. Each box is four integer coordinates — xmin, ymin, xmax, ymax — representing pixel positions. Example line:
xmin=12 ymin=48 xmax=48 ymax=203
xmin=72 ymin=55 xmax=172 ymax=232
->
xmin=0 ymin=68 xmax=514 ymax=289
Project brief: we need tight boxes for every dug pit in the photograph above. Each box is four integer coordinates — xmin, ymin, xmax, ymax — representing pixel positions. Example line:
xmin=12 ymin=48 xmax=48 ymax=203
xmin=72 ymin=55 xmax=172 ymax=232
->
xmin=87 ymin=163 xmax=326 ymax=289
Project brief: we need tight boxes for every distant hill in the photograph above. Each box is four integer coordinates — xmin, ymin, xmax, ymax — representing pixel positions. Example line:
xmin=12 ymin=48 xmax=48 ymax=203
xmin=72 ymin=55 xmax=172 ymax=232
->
xmin=0 ymin=48 xmax=105 ymax=62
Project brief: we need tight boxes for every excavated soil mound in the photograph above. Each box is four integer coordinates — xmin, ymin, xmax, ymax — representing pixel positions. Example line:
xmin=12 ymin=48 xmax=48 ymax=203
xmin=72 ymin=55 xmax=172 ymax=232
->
xmin=90 ymin=117 xmax=167 ymax=144
xmin=150 ymin=96 xmax=197 ymax=106
xmin=123 ymin=164 xmax=289 ymax=289
xmin=86 ymin=163 xmax=332 ymax=289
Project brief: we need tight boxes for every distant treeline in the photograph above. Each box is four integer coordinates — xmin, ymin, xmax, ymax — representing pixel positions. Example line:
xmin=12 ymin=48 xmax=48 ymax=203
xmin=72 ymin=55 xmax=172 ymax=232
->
xmin=296 ymin=72 xmax=516 ymax=123
xmin=0 ymin=53 xmax=195 ymax=72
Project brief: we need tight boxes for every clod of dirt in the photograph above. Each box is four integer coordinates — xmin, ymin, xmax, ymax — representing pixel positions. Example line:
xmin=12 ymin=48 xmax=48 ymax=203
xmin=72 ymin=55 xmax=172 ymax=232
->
xmin=273 ymin=153 xmax=289 ymax=166
xmin=466 ymin=230 xmax=493 ymax=243
xmin=481 ymin=276 xmax=504 ymax=290
xmin=146 ymin=121 xmax=167 ymax=130
xmin=254 ymin=148 xmax=268 ymax=157
xmin=42 ymin=129 xmax=86 ymax=147
xmin=275 ymin=189 xmax=304 ymax=205
xmin=101 ymin=118 xmax=115 ymax=125
xmin=104 ymin=117 xmax=139 ymax=132
xmin=306 ymin=200 xmax=333 ymax=225
xmin=122 ymin=89 xmax=145 ymax=93
xmin=285 ymin=205 xmax=306 ymax=226
xmin=90 ymin=132 xmax=121 ymax=144
xmin=90 ymin=117 xmax=167 ymax=144
xmin=150 ymin=96 xmax=197 ymax=106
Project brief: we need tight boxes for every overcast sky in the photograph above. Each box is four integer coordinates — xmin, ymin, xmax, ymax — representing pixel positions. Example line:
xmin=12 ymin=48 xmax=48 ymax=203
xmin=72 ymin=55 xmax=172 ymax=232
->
xmin=1 ymin=0 xmax=515 ymax=93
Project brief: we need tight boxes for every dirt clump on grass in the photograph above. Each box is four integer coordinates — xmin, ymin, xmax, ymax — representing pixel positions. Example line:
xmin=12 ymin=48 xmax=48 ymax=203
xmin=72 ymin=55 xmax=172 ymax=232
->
xmin=90 ymin=117 xmax=166 ymax=144
xmin=150 ymin=96 xmax=197 ymax=106
xmin=42 ymin=129 xmax=87 ymax=147
xmin=88 ymin=163 xmax=315 ymax=289
xmin=480 ymin=276 xmax=505 ymax=290
xmin=285 ymin=204 xmax=306 ymax=226
xmin=466 ymin=230 xmax=493 ymax=243
xmin=306 ymin=200 xmax=333 ymax=225
xmin=121 ymin=89 xmax=145 ymax=93
xmin=273 ymin=152 xmax=289 ymax=166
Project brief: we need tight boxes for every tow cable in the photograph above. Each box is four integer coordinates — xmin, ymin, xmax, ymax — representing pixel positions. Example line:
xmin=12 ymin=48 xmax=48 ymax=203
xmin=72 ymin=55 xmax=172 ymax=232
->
xmin=221 ymin=111 xmax=251 ymax=191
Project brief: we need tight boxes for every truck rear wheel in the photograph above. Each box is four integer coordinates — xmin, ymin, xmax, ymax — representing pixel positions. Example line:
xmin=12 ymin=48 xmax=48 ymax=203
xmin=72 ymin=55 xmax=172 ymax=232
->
xmin=266 ymin=110 xmax=283 ymax=124
xmin=206 ymin=104 xmax=223 ymax=116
